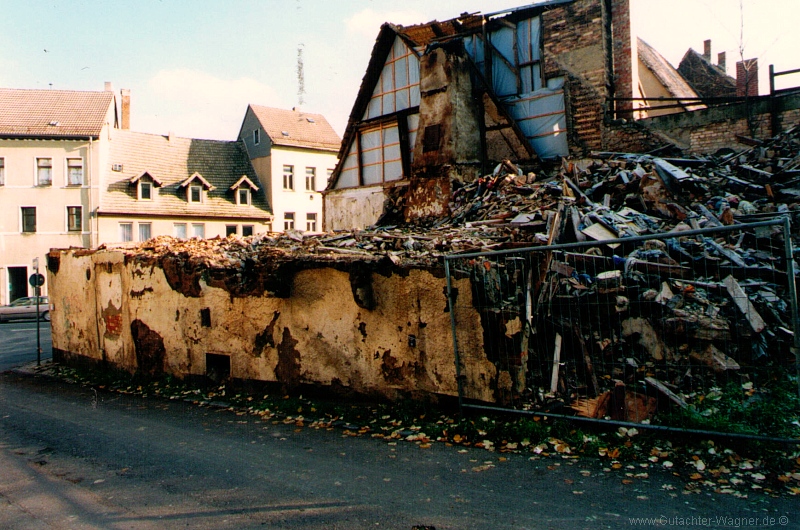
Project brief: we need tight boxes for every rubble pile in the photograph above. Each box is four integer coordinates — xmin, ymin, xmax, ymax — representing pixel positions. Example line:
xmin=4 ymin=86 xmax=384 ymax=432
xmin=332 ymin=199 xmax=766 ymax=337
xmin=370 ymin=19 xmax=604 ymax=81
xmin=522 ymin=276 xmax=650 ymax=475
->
xmin=110 ymin=126 xmax=800 ymax=428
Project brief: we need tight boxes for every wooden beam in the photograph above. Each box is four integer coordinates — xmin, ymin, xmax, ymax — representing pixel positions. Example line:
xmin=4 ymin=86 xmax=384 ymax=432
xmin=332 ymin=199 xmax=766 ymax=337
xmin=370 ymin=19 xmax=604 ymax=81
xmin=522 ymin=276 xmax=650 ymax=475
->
xmin=723 ymin=275 xmax=766 ymax=333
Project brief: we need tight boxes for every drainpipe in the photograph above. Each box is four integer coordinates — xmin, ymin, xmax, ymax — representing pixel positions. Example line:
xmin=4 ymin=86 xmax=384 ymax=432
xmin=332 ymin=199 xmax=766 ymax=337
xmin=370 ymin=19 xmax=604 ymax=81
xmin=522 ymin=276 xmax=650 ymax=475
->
xmin=88 ymin=136 xmax=95 ymax=249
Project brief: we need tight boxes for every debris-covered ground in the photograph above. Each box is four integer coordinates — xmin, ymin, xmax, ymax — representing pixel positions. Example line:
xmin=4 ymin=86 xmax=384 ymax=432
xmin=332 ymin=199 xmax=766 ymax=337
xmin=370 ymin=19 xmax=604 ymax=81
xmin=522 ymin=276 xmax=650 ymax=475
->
xmin=99 ymin=125 xmax=800 ymax=444
xmin=27 ymin=361 xmax=800 ymax=499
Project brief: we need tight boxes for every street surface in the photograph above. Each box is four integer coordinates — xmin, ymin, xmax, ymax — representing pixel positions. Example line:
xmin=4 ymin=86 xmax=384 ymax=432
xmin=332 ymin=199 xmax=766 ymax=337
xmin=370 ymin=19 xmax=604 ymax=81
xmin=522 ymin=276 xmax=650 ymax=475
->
xmin=0 ymin=320 xmax=52 ymax=371
xmin=0 ymin=327 xmax=795 ymax=529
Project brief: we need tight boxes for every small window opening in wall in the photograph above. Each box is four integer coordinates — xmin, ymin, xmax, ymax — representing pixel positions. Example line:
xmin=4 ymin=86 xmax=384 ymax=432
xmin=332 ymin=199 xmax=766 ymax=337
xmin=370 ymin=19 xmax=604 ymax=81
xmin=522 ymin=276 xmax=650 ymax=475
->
xmin=200 ymin=307 xmax=211 ymax=327
xmin=422 ymin=124 xmax=442 ymax=153
xmin=205 ymin=353 xmax=230 ymax=383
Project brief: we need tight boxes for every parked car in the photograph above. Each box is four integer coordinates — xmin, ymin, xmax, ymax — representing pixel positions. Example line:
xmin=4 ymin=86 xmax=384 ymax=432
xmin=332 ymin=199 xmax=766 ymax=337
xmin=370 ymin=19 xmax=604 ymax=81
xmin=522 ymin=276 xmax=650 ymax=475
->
xmin=0 ymin=296 xmax=50 ymax=322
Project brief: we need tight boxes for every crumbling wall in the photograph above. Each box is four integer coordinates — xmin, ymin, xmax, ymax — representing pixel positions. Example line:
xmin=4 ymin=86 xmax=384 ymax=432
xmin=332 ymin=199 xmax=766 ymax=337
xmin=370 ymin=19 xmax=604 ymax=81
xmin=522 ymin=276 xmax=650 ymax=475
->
xmin=48 ymin=247 xmax=493 ymax=402
xmin=323 ymin=185 xmax=388 ymax=231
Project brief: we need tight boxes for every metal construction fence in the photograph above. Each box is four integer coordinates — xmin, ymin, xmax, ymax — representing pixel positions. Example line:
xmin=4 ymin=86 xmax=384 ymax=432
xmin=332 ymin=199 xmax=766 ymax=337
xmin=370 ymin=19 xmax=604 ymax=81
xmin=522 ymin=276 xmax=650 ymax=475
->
xmin=444 ymin=218 xmax=800 ymax=441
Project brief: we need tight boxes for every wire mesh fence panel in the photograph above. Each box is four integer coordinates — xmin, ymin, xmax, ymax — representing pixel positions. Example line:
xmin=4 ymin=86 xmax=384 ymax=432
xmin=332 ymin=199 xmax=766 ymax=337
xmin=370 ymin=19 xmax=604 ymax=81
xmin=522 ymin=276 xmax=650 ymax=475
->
xmin=445 ymin=219 xmax=800 ymax=440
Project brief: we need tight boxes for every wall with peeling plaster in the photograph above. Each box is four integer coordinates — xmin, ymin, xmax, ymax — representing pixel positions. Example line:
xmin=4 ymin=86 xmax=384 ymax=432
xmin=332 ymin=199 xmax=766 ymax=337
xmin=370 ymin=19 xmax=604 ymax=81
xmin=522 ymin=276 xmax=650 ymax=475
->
xmin=47 ymin=247 xmax=497 ymax=403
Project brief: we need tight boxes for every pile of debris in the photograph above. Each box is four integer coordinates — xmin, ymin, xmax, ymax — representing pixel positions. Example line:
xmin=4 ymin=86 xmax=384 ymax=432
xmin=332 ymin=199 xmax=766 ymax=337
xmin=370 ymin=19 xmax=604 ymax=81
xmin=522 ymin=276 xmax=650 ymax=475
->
xmin=110 ymin=126 xmax=800 ymax=428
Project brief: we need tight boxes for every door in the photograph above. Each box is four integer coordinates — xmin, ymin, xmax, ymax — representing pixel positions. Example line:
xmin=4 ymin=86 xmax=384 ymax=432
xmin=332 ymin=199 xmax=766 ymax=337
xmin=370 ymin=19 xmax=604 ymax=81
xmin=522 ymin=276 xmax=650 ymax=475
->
xmin=8 ymin=266 xmax=28 ymax=302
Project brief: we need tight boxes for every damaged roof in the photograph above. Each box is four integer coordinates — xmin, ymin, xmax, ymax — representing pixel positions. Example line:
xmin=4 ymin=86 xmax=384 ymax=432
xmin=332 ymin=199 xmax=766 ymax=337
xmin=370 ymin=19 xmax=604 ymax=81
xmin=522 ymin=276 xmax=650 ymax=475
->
xmin=0 ymin=88 xmax=114 ymax=139
xmin=244 ymin=105 xmax=341 ymax=152
xmin=102 ymin=129 xmax=271 ymax=219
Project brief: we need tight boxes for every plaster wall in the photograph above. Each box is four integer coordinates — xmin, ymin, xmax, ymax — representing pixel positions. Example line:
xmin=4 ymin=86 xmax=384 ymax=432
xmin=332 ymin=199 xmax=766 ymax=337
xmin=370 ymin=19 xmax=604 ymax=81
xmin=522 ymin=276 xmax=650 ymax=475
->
xmin=323 ymin=185 xmax=388 ymax=231
xmin=48 ymin=247 xmax=495 ymax=402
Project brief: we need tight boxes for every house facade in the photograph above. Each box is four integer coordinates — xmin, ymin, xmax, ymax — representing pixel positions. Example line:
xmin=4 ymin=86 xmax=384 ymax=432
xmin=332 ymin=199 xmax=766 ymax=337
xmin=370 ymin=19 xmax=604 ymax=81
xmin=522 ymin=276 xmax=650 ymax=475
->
xmin=238 ymin=105 xmax=340 ymax=233
xmin=0 ymin=87 xmax=118 ymax=304
xmin=99 ymin=129 xmax=271 ymax=242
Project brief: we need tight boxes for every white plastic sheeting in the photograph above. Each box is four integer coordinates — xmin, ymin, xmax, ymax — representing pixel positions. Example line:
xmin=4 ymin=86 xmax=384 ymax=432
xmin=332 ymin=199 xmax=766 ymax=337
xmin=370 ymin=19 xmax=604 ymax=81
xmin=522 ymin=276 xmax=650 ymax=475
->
xmin=506 ymin=81 xmax=568 ymax=159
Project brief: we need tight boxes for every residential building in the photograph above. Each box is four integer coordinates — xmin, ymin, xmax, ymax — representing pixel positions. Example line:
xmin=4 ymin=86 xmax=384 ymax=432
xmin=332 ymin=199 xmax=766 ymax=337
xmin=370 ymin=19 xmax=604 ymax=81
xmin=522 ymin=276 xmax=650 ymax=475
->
xmin=636 ymin=38 xmax=704 ymax=118
xmin=100 ymin=129 xmax=271 ymax=243
xmin=0 ymin=86 xmax=118 ymax=304
xmin=238 ymin=105 xmax=340 ymax=233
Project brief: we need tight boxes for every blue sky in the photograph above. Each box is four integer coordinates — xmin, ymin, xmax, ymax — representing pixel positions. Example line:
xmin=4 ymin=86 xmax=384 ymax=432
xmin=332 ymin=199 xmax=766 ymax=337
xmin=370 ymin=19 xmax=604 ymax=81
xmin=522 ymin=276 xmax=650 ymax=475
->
xmin=1 ymin=0 xmax=797 ymax=141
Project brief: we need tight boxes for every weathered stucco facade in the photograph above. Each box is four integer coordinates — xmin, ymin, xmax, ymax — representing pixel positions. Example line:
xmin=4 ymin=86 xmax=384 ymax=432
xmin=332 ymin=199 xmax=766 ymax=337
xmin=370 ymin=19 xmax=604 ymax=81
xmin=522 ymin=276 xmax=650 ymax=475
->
xmin=47 ymin=244 xmax=496 ymax=403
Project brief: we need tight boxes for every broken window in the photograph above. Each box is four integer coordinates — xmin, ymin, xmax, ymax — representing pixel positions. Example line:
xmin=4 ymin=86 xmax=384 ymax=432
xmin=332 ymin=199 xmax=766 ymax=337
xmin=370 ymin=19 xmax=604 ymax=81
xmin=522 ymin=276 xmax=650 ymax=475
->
xmin=67 ymin=206 xmax=81 ymax=232
xmin=422 ymin=124 xmax=442 ymax=153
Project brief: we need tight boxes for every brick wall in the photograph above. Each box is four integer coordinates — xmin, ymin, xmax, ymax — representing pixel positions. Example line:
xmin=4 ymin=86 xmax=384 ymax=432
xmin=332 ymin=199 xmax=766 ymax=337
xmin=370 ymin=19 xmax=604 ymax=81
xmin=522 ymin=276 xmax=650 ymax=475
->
xmin=541 ymin=0 xmax=638 ymax=155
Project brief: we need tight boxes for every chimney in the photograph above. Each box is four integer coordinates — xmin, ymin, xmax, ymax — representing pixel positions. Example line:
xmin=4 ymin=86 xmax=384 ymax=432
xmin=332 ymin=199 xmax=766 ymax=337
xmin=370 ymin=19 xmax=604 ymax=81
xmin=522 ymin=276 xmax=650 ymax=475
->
xmin=120 ymin=89 xmax=131 ymax=130
xmin=168 ymin=131 xmax=174 ymax=143
xmin=104 ymin=81 xmax=113 ymax=92
xmin=736 ymin=58 xmax=759 ymax=97
xmin=717 ymin=52 xmax=726 ymax=72
xmin=703 ymin=39 xmax=711 ymax=61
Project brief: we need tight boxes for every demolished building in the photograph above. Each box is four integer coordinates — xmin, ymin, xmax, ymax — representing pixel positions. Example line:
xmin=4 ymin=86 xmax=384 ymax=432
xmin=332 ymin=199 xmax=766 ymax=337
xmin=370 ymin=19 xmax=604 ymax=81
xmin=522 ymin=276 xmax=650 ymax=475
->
xmin=47 ymin=1 xmax=800 ymax=434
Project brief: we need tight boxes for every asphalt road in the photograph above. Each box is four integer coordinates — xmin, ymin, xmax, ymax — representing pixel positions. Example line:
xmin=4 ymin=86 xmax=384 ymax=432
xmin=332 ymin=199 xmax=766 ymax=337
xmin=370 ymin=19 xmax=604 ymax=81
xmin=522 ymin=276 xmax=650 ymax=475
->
xmin=0 ymin=371 xmax=795 ymax=530
xmin=0 ymin=320 xmax=52 ymax=371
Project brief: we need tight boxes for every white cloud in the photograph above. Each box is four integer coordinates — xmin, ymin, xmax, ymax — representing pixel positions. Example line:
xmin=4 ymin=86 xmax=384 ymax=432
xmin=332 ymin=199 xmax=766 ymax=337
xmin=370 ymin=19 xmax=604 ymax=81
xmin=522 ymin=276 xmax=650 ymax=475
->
xmin=133 ymin=68 xmax=283 ymax=141
xmin=345 ymin=8 xmax=427 ymax=39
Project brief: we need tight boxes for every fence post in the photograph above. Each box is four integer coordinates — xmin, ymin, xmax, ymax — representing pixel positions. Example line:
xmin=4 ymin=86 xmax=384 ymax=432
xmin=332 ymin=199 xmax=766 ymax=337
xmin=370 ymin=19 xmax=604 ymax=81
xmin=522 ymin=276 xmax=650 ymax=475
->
xmin=769 ymin=64 xmax=781 ymax=137
xmin=784 ymin=216 xmax=800 ymax=398
xmin=444 ymin=258 xmax=465 ymax=412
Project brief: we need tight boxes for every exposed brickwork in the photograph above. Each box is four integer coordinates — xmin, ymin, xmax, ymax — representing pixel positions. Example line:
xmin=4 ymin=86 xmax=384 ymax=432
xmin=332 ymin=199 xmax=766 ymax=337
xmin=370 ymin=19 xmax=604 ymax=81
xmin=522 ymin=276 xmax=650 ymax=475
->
xmin=540 ymin=0 xmax=640 ymax=155
xmin=736 ymin=59 xmax=759 ymax=97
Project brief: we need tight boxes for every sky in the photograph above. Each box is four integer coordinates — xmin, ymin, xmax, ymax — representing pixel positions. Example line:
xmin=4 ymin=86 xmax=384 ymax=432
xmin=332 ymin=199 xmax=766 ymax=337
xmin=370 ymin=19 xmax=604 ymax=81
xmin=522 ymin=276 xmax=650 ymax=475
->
xmin=0 ymin=0 xmax=798 ymax=141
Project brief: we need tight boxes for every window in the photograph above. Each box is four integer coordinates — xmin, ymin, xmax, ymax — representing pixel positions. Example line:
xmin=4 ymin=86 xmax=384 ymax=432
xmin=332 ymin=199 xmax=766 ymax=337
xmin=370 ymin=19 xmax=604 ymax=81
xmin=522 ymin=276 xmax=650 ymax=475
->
xmin=305 ymin=167 xmax=316 ymax=191
xmin=21 ymin=207 xmax=36 ymax=233
xmin=283 ymin=165 xmax=294 ymax=190
xmin=0 ymin=158 xmax=5 ymax=186
xmin=283 ymin=212 xmax=295 ymax=231
xmin=67 ymin=158 xmax=83 ymax=186
xmin=119 ymin=222 xmax=133 ymax=242
xmin=138 ymin=223 xmax=151 ymax=241
xmin=306 ymin=213 xmax=317 ymax=232
xmin=191 ymin=223 xmax=205 ymax=238
xmin=139 ymin=181 xmax=152 ymax=200
xmin=174 ymin=223 xmax=187 ymax=238
xmin=189 ymin=185 xmax=202 ymax=203
xmin=365 ymin=36 xmax=420 ymax=119
xmin=36 ymin=158 xmax=52 ymax=186
xmin=242 ymin=225 xmax=254 ymax=237
xmin=67 ymin=206 xmax=82 ymax=232
xmin=253 ymin=129 xmax=260 ymax=145
xmin=225 ymin=225 xmax=237 ymax=237
xmin=237 ymin=188 xmax=251 ymax=205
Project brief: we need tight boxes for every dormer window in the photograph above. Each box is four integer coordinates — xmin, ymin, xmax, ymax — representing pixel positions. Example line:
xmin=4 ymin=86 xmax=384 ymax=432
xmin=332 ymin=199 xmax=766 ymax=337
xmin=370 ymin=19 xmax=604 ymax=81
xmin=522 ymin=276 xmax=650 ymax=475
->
xmin=229 ymin=175 xmax=259 ymax=206
xmin=179 ymin=172 xmax=215 ymax=204
xmin=129 ymin=171 xmax=163 ymax=201
xmin=140 ymin=181 xmax=153 ymax=200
